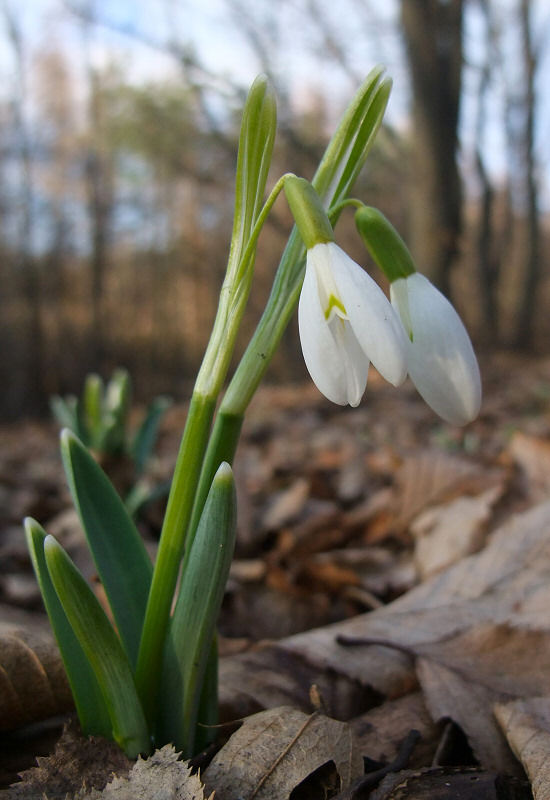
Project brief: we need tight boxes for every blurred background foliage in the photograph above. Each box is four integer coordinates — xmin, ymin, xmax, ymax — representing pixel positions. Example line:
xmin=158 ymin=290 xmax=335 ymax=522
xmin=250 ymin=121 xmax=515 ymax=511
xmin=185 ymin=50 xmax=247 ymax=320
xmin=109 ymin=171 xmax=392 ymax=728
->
xmin=0 ymin=0 xmax=549 ymax=419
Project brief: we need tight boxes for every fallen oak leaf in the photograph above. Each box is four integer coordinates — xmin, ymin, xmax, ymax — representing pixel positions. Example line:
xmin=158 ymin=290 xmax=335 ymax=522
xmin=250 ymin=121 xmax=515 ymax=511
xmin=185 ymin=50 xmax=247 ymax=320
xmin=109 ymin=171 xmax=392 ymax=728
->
xmin=339 ymin=623 xmax=550 ymax=775
xmin=81 ymin=745 xmax=213 ymax=800
xmin=494 ymin=697 xmax=550 ymax=800
xmin=411 ymin=484 xmax=503 ymax=580
xmin=203 ymin=706 xmax=363 ymax=800
xmin=391 ymin=450 xmax=502 ymax=535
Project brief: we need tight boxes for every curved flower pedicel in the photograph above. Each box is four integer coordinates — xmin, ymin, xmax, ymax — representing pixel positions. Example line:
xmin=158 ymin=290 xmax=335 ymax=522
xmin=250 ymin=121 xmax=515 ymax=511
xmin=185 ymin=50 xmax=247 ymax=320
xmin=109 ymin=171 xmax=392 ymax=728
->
xmin=390 ymin=273 xmax=481 ymax=426
xmin=299 ymin=241 xmax=407 ymax=406
xmin=356 ymin=206 xmax=482 ymax=426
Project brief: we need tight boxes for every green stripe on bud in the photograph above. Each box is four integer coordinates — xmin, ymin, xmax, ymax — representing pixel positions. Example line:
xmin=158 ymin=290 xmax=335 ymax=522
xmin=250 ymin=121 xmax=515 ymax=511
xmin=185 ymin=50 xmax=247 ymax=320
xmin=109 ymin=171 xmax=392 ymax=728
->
xmin=355 ymin=206 xmax=416 ymax=282
xmin=285 ymin=176 xmax=334 ymax=250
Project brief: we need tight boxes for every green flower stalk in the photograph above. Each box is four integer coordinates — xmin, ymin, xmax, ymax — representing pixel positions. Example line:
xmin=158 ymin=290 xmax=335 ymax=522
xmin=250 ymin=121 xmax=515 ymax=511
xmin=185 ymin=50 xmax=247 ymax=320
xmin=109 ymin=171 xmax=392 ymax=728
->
xmin=134 ymin=74 xmax=277 ymax=722
xmin=188 ymin=67 xmax=393 ymax=540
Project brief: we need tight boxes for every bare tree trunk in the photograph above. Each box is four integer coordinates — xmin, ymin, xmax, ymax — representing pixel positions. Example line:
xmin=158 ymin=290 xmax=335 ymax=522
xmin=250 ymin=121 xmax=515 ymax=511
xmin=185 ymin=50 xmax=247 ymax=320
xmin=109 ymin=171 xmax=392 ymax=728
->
xmin=514 ymin=0 xmax=541 ymax=349
xmin=474 ymin=0 xmax=500 ymax=336
xmin=400 ymin=0 xmax=464 ymax=297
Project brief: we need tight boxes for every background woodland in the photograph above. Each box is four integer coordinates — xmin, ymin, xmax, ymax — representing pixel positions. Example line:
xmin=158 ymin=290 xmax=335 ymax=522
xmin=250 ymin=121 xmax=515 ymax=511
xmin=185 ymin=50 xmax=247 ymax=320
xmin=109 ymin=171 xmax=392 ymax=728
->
xmin=1 ymin=0 xmax=548 ymax=419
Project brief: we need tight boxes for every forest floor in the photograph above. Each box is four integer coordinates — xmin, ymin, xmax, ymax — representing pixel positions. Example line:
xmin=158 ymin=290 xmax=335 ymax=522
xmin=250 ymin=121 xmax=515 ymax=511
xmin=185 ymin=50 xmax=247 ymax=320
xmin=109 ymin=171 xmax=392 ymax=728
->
xmin=1 ymin=350 xmax=550 ymax=799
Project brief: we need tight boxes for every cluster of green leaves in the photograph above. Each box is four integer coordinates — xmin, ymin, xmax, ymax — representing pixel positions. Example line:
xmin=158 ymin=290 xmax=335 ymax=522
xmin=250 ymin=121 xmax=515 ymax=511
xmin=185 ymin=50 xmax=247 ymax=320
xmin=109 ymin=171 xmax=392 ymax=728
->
xmin=50 ymin=369 xmax=171 ymax=516
xmin=25 ymin=439 xmax=235 ymax=758
xmin=26 ymin=68 xmax=392 ymax=760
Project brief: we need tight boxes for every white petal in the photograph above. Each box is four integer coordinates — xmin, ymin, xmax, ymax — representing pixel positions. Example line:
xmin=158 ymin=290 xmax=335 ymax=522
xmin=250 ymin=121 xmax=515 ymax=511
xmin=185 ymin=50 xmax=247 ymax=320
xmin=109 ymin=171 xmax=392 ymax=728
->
xmin=326 ymin=243 xmax=408 ymax=386
xmin=330 ymin=317 xmax=370 ymax=407
xmin=391 ymin=274 xmax=482 ymax=425
xmin=299 ymin=259 xmax=368 ymax=406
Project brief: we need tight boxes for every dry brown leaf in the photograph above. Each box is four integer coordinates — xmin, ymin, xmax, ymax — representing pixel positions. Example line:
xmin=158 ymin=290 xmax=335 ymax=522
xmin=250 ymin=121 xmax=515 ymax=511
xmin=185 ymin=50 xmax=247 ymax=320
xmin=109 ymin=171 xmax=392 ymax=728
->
xmin=368 ymin=766 xmax=529 ymax=800
xmin=349 ymin=691 xmax=441 ymax=768
xmin=1 ymin=723 xmax=132 ymax=800
xmin=219 ymin=499 xmax=550 ymax=774
xmin=495 ymin=697 xmax=550 ymax=800
xmin=411 ymin=484 xmax=504 ymax=579
xmin=392 ymin=450 xmax=502 ymax=533
xmin=261 ymin=478 xmax=310 ymax=532
xmin=509 ymin=431 xmax=550 ymax=499
xmin=203 ymin=706 xmax=363 ymax=800
xmin=0 ymin=624 xmax=73 ymax=732
xmin=416 ymin=659 xmax=519 ymax=775
xmin=82 ymin=745 xmax=213 ymax=800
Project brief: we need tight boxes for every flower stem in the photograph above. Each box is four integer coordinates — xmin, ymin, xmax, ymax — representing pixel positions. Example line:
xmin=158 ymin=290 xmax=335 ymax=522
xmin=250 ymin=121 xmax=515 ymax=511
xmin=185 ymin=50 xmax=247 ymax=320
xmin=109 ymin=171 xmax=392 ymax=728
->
xmin=135 ymin=391 xmax=215 ymax=724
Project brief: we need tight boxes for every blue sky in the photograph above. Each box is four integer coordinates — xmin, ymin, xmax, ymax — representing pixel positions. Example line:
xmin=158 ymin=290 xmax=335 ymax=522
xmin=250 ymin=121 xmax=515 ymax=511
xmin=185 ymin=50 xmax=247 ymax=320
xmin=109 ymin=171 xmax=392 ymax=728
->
xmin=2 ymin=0 xmax=549 ymax=207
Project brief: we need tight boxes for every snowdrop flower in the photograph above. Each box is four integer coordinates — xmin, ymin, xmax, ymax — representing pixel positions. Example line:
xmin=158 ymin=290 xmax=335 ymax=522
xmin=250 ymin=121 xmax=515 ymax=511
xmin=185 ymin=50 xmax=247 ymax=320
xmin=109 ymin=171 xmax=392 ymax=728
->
xmin=390 ymin=273 xmax=481 ymax=425
xmin=356 ymin=206 xmax=482 ymax=426
xmin=298 ymin=241 xmax=408 ymax=406
xmin=284 ymin=176 xmax=407 ymax=407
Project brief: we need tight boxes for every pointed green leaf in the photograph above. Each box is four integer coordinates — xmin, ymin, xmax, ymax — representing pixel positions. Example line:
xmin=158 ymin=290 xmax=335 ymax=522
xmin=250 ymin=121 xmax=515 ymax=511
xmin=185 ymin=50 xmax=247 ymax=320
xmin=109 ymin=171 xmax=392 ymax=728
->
xmin=233 ymin=74 xmax=277 ymax=256
xmin=131 ymin=396 xmax=172 ymax=477
xmin=24 ymin=518 xmax=111 ymax=738
xmin=157 ymin=462 xmax=237 ymax=756
xmin=44 ymin=534 xmax=150 ymax=757
xmin=61 ymin=429 xmax=153 ymax=667
xmin=313 ymin=65 xmax=391 ymax=209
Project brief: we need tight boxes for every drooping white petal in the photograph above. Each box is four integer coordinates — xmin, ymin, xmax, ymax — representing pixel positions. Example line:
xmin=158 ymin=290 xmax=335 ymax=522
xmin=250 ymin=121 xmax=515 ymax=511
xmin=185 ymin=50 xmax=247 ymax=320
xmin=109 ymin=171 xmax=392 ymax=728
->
xmin=391 ymin=273 xmax=482 ymax=426
xmin=299 ymin=258 xmax=369 ymax=406
xmin=324 ymin=243 xmax=408 ymax=387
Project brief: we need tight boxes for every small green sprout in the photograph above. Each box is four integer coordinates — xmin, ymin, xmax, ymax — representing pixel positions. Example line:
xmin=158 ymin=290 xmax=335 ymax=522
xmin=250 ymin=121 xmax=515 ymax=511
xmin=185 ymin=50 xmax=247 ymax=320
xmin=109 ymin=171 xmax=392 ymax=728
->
xmin=50 ymin=368 xmax=172 ymax=516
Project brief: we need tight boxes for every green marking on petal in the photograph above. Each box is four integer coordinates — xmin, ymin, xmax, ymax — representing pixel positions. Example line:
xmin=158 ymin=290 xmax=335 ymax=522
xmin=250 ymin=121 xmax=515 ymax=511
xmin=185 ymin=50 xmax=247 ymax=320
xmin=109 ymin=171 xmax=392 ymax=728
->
xmin=324 ymin=294 xmax=347 ymax=321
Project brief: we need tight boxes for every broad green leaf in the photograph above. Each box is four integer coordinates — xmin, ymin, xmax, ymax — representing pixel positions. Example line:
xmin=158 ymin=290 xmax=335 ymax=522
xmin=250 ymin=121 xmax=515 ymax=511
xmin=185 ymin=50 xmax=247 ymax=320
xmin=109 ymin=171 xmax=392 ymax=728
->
xmin=193 ymin=634 xmax=219 ymax=754
xmin=61 ymin=429 xmax=153 ymax=667
xmin=131 ymin=396 xmax=172 ymax=477
xmin=157 ymin=462 xmax=237 ymax=756
xmin=44 ymin=535 xmax=150 ymax=757
xmin=24 ymin=518 xmax=111 ymax=738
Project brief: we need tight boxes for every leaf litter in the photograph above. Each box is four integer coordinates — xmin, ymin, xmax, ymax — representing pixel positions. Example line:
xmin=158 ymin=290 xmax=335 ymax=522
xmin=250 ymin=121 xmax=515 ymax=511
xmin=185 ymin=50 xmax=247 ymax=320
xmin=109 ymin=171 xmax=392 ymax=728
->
xmin=3 ymin=354 xmax=550 ymax=796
